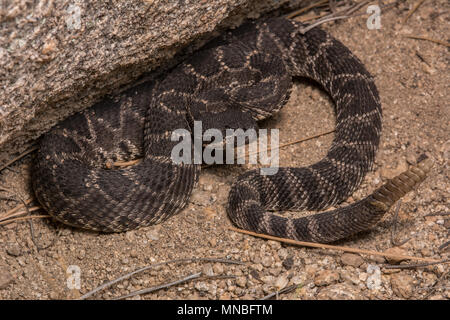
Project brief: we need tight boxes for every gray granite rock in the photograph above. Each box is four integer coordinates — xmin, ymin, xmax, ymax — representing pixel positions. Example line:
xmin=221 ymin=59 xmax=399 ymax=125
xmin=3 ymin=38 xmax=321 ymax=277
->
xmin=0 ymin=0 xmax=299 ymax=165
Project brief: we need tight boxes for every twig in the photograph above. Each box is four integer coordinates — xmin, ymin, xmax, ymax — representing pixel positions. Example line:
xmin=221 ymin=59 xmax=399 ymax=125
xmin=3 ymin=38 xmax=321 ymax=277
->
xmin=79 ymin=257 xmax=245 ymax=300
xmin=114 ymin=273 xmax=236 ymax=300
xmin=0 ymin=186 xmax=16 ymax=193
xmin=2 ymin=166 xmax=19 ymax=174
xmin=0 ymin=146 xmax=37 ymax=172
xmin=114 ymin=272 xmax=202 ymax=300
xmin=203 ymin=129 xmax=335 ymax=168
xmin=107 ymin=159 xmax=141 ymax=168
xmin=200 ymin=274 xmax=237 ymax=281
xmin=239 ymin=129 xmax=335 ymax=162
xmin=298 ymin=12 xmax=329 ymax=23
xmin=0 ymin=206 xmax=43 ymax=222
xmin=296 ymin=0 xmax=406 ymax=28
xmin=19 ymin=196 xmax=54 ymax=251
xmin=0 ymin=215 xmax=51 ymax=225
xmin=383 ymin=258 xmax=450 ymax=270
xmin=297 ymin=0 xmax=371 ymax=33
xmin=390 ymin=200 xmax=410 ymax=246
xmin=275 ymin=129 xmax=335 ymax=150
xmin=229 ymin=226 xmax=440 ymax=263
xmin=403 ymin=35 xmax=450 ymax=47
xmin=115 ymin=273 xmax=237 ymax=300
xmin=0 ymin=199 xmax=33 ymax=220
xmin=300 ymin=15 xmax=349 ymax=34
xmin=345 ymin=0 xmax=371 ymax=16
xmin=285 ymin=0 xmax=330 ymax=19
xmin=425 ymin=211 xmax=450 ymax=217
xmin=260 ymin=284 xmax=299 ymax=300
xmin=0 ymin=186 xmax=54 ymax=249
xmin=403 ymin=0 xmax=426 ymax=24
xmin=114 ymin=129 xmax=335 ymax=168
xmin=415 ymin=51 xmax=431 ymax=67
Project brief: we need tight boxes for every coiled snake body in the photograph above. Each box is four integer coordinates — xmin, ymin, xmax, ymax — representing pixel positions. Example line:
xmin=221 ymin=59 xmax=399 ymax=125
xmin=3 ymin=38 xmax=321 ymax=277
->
xmin=32 ymin=18 xmax=432 ymax=242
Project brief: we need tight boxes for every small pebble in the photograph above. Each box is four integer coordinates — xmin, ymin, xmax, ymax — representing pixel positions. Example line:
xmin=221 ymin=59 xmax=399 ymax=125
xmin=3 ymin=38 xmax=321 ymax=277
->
xmin=261 ymin=256 xmax=273 ymax=268
xmin=202 ymin=264 xmax=214 ymax=277
xmin=384 ymin=247 xmax=408 ymax=264
xmin=236 ymin=276 xmax=247 ymax=288
xmin=146 ymin=227 xmax=160 ymax=241
xmin=314 ymin=270 xmax=340 ymax=286
xmin=194 ymin=282 xmax=209 ymax=292
xmin=366 ymin=264 xmax=382 ymax=290
xmin=6 ymin=243 xmax=22 ymax=257
xmin=130 ymin=249 xmax=138 ymax=258
xmin=209 ymin=238 xmax=217 ymax=247
xmin=212 ymin=263 xmax=224 ymax=275
xmin=340 ymin=253 xmax=364 ymax=267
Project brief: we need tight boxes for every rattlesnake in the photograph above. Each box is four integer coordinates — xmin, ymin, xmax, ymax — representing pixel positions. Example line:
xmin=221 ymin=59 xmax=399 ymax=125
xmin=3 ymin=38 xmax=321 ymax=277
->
xmin=32 ymin=17 xmax=432 ymax=242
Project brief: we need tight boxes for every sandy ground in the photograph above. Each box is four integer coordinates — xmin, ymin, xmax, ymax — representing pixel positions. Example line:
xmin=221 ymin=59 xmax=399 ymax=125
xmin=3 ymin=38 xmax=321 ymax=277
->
xmin=0 ymin=1 xmax=448 ymax=300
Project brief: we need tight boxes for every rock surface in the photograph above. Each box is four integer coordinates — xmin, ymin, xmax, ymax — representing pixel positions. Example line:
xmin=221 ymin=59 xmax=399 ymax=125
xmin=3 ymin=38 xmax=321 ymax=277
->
xmin=0 ymin=0 xmax=296 ymax=165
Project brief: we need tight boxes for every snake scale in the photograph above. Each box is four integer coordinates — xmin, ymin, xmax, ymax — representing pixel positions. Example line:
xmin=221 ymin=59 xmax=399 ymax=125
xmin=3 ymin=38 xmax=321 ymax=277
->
xmin=32 ymin=17 xmax=432 ymax=243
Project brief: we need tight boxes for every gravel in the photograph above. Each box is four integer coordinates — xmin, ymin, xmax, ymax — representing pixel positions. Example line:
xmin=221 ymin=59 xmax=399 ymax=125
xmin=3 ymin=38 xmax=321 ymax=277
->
xmin=0 ymin=1 xmax=448 ymax=300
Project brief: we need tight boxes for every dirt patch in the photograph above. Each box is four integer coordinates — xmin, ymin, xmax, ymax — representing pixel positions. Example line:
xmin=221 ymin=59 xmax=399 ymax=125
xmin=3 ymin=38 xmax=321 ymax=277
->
xmin=0 ymin=1 xmax=448 ymax=300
